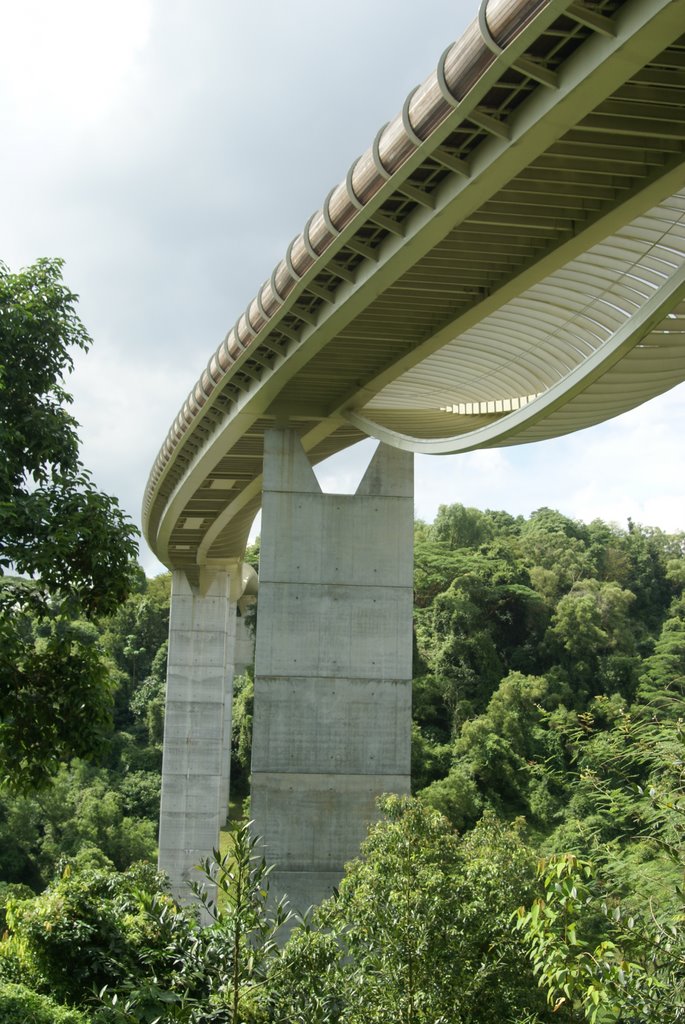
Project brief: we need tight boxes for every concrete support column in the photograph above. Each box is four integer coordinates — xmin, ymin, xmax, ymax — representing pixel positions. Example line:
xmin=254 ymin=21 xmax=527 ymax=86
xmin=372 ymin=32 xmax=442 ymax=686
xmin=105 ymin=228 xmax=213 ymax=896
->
xmin=251 ymin=429 xmax=414 ymax=912
xmin=158 ymin=565 xmax=238 ymax=901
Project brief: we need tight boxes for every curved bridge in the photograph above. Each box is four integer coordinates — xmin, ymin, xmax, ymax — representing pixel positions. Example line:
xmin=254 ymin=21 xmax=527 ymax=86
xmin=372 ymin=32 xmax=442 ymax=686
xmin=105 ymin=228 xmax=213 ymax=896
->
xmin=144 ymin=0 xmax=685 ymax=582
xmin=146 ymin=0 xmax=685 ymax=909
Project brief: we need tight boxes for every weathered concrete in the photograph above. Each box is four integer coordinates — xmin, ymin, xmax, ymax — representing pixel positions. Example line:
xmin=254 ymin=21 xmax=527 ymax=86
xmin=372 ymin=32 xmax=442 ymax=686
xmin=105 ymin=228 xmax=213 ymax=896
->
xmin=158 ymin=566 xmax=238 ymax=901
xmin=251 ymin=429 xmax=413 ymax=911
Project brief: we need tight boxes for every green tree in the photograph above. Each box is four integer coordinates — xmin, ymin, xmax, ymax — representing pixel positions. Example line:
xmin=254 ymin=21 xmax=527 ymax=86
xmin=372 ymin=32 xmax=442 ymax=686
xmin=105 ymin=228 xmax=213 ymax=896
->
xmin=0 ymin=760 xmax=157 ymax=889
xmin=281 ymin=797 xmax=549 ymax=1024
xmin=516 ymin=694 xmax=685 ymax=1020
xmin=416 ymin=549 xmax=545 ymax=727
xmin=3 ymin=862 xmax=172 ymax=1005
xmin=97 ymin=822 xmax=290 ymax=1023
xmin=0 ymin=258 xmax=138 ymax=614
xmin=231 ymin=672 xmax=254 ymax=797
xmin=514 ymin=853 xmax=672 ymax=1022
xmin=547 ymin=579 xmax=638 ymax=700
xmin=520 ymin=508 xmax=594 ymax=603
xmin=637 ymin=592 xmax=685 ymax=707
xmin=624 ymin=520 xmax=678 ymax=632
xmin=101 ymin=579 xmax=170 ymax=730
xmin=0 ymin=258 xmax=139 ymax=787
xmin=0 ymin=983 xmax=90 ymax=1024
xmin=421 ymin=672 xmax=570 ymax=828
xmin=192 ymin=823 xmax=291 ymax=1022
xmin=431 ymin=502 xmax=496 ymax=550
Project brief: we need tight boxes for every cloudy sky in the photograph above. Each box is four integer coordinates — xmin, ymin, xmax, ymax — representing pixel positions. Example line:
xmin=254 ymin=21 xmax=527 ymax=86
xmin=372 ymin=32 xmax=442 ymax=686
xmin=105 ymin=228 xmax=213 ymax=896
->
xmin=3 ymin=0 xmax=684 ymax=575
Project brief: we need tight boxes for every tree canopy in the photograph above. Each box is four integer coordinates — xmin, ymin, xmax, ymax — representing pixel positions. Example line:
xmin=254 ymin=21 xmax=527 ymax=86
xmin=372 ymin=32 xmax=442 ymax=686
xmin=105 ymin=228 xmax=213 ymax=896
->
xmin=0 ymin=259 xmax=139 ymax=788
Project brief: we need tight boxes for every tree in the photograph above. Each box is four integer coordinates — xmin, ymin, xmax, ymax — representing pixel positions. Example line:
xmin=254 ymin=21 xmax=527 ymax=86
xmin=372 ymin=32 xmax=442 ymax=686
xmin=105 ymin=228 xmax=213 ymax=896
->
xmin=3 ymin=861 xmax=172 ymax=1006
xmin=277 ymin=797 xmax=550 ymax=1024
xmin=513 ymin=854 xmax=662 ymax=1023
xmin=419 ymin=671 xmax=571 ymax=829
xmin=0 ymin=759 xmax=157 ymax=889
xmin=0 ymin=258 xmax=139 ymax=788
xmin=637 ymin=592 xmax=685 ymax=707
xmin=95 ymin=822 xmax=291 ymax=1023
xmin=415 ymin=548 xmax=545 ymax=727
xmin=431 ymin=502 xmax=496 ymax=550
xmin=547 ymin=579 xmax=638 ymax=700
xmin=514 ymin=697 xmax=685 ymax=1022
xmin=230 ymin=671 xmax=255 ymax=797
xmin=192 ymin=823 xmax=291 ymax=1022
xmin=0 ymin=983 xmax=90 ymax=1024
xmin=520 ymin=508 xmax=595 ymax=603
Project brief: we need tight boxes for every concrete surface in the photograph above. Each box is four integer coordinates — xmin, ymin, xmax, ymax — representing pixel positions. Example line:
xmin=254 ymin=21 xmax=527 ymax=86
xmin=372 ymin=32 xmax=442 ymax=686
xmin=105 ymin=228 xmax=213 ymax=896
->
xmin=251 ymin=428 xmax=414 ymax=914
xmin=158 ymin=567 xmax=237 ymax=902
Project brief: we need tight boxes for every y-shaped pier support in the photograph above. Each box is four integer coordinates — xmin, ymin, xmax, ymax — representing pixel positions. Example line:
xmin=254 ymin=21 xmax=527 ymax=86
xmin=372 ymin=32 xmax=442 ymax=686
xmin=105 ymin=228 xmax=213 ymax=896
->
xmin=251 ymin=429 xmax=413 ymax=912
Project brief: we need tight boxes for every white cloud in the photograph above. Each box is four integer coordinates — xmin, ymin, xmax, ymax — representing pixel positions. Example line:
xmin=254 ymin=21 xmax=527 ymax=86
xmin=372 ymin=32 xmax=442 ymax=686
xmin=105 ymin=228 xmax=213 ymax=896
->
xmin=69 ymin=336 xmax=192 ymax=574
xmin=0 ymin=0 xmax=152 ymax=128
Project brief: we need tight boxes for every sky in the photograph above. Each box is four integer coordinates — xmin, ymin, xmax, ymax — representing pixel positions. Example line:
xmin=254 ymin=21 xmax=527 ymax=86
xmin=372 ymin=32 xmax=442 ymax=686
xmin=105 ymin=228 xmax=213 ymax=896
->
xmin=2 ymin=0 xmax=684 ymax=576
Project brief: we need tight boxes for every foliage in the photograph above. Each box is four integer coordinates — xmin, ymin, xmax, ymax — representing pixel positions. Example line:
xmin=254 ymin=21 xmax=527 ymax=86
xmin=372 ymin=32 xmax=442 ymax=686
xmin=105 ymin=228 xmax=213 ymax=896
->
xmin=515 ymin=700 xmax=685 ymax=1021
xmin=272 ymin=797 xmax=549 ymax=1024
xmin=0 ymin=982 xmax=91 ymax=1024
xmin=547 ymin=579 xmax=638 ymax=700
xmin=0 ymin=882 xmax=33 ymax=931
xmin=266 ymin=923 xmax=344 ymax=1024
xmin=0 ymin=258 xmax=139 ymax=614
xmin=542 ymin=697 xmax=685 ymax=889
xmin=420 ymin=671 xmax=570 ymax=829
xmin=415 ymin=538 xmax=548 ymax=728
xmin=103 ymin=584 xmax=170 ymax=730
xmin=638 ymin=592 xmax=685 ymax=706
xmin=3 ymin=862 xmax=171 ymax=1005
xmin=514 ymin=854 xmax=667 ymax=1022
xmin=0 ymin=258 xmax=139 ymax=788
xmin=97 ymin=821 xmax=290 ymax=1024
xmin=230 ymin=673 xmax=254 ymax=797
xmin=0 ymin=760 xmax=157 ymax=888
xmin=0 ymin=610 xmax=117 ymax=790
xmin=192 ymin=823 xmax=291 ymax=1021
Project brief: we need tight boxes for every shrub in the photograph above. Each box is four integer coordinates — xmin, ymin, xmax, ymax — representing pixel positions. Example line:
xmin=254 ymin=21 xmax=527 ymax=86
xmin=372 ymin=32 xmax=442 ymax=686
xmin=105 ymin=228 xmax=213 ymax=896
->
xmin=0 ymin=981 xmax=90 ymax=1023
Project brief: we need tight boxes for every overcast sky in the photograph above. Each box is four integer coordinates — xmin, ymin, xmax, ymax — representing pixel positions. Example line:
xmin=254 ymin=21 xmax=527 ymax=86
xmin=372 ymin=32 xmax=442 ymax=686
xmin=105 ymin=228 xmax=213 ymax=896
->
xmin=3 ymin=0 xmax=684 ymax=575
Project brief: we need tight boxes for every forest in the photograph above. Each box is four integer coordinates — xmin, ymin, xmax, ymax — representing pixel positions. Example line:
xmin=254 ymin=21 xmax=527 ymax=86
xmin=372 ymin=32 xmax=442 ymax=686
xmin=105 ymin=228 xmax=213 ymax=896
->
xmin=1 ymin=505 xmax=684 ymax=1022
xmin=1 ymin=260 xmax=684 ymax=1021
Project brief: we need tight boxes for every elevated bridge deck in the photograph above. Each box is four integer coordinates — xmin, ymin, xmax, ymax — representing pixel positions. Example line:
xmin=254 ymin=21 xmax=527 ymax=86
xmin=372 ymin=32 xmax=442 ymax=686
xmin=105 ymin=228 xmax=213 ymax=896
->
xmin=143 ymin=0 xmax=685 ymax=582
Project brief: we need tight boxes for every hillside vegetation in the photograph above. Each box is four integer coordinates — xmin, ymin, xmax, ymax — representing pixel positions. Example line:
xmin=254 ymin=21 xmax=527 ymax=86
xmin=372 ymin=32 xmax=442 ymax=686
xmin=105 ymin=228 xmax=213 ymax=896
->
xmin=1 ymin=503 xmax=684 ymax=1022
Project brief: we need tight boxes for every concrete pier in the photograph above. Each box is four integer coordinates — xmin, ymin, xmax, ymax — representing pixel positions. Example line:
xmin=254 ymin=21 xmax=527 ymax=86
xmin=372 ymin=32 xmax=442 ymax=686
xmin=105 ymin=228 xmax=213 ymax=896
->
xmin=251 ymin=429 xmax=414 ymax=912
xmin=158 ymin=565 xmax=239 ymax=898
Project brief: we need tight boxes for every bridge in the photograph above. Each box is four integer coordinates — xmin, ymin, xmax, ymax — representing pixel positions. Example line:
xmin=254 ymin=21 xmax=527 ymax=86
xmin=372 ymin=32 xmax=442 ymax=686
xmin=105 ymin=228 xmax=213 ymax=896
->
xmin=143 ymin=0 xmax=685 ymax=910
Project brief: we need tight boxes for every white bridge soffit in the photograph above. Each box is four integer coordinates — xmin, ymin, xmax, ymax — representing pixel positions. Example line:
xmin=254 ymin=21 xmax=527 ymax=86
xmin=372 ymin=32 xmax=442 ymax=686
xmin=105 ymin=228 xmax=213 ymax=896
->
xmin=142 ymin=0 xmax=685 ymax=579
xmin=349 ymin=191 xmax=685 ymax=450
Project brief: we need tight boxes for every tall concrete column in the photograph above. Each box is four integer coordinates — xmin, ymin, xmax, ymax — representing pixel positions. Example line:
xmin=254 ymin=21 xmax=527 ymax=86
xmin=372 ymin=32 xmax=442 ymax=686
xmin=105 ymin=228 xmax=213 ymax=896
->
xmin=251 ymin=429 xmax=413 ymax=912
xmin=158 ymin=565 xmax=238 ymax=901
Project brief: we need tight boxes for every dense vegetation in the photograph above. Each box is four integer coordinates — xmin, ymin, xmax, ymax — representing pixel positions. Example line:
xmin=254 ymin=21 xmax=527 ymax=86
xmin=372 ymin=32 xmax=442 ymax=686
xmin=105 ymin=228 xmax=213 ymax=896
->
xmin=2 ymin=259 xmax=684 ymax=1020
xmin=1 ymin=503 xmax=683 ymax=1021
xmin=0 ymin=260 xmax=140 ymax=790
